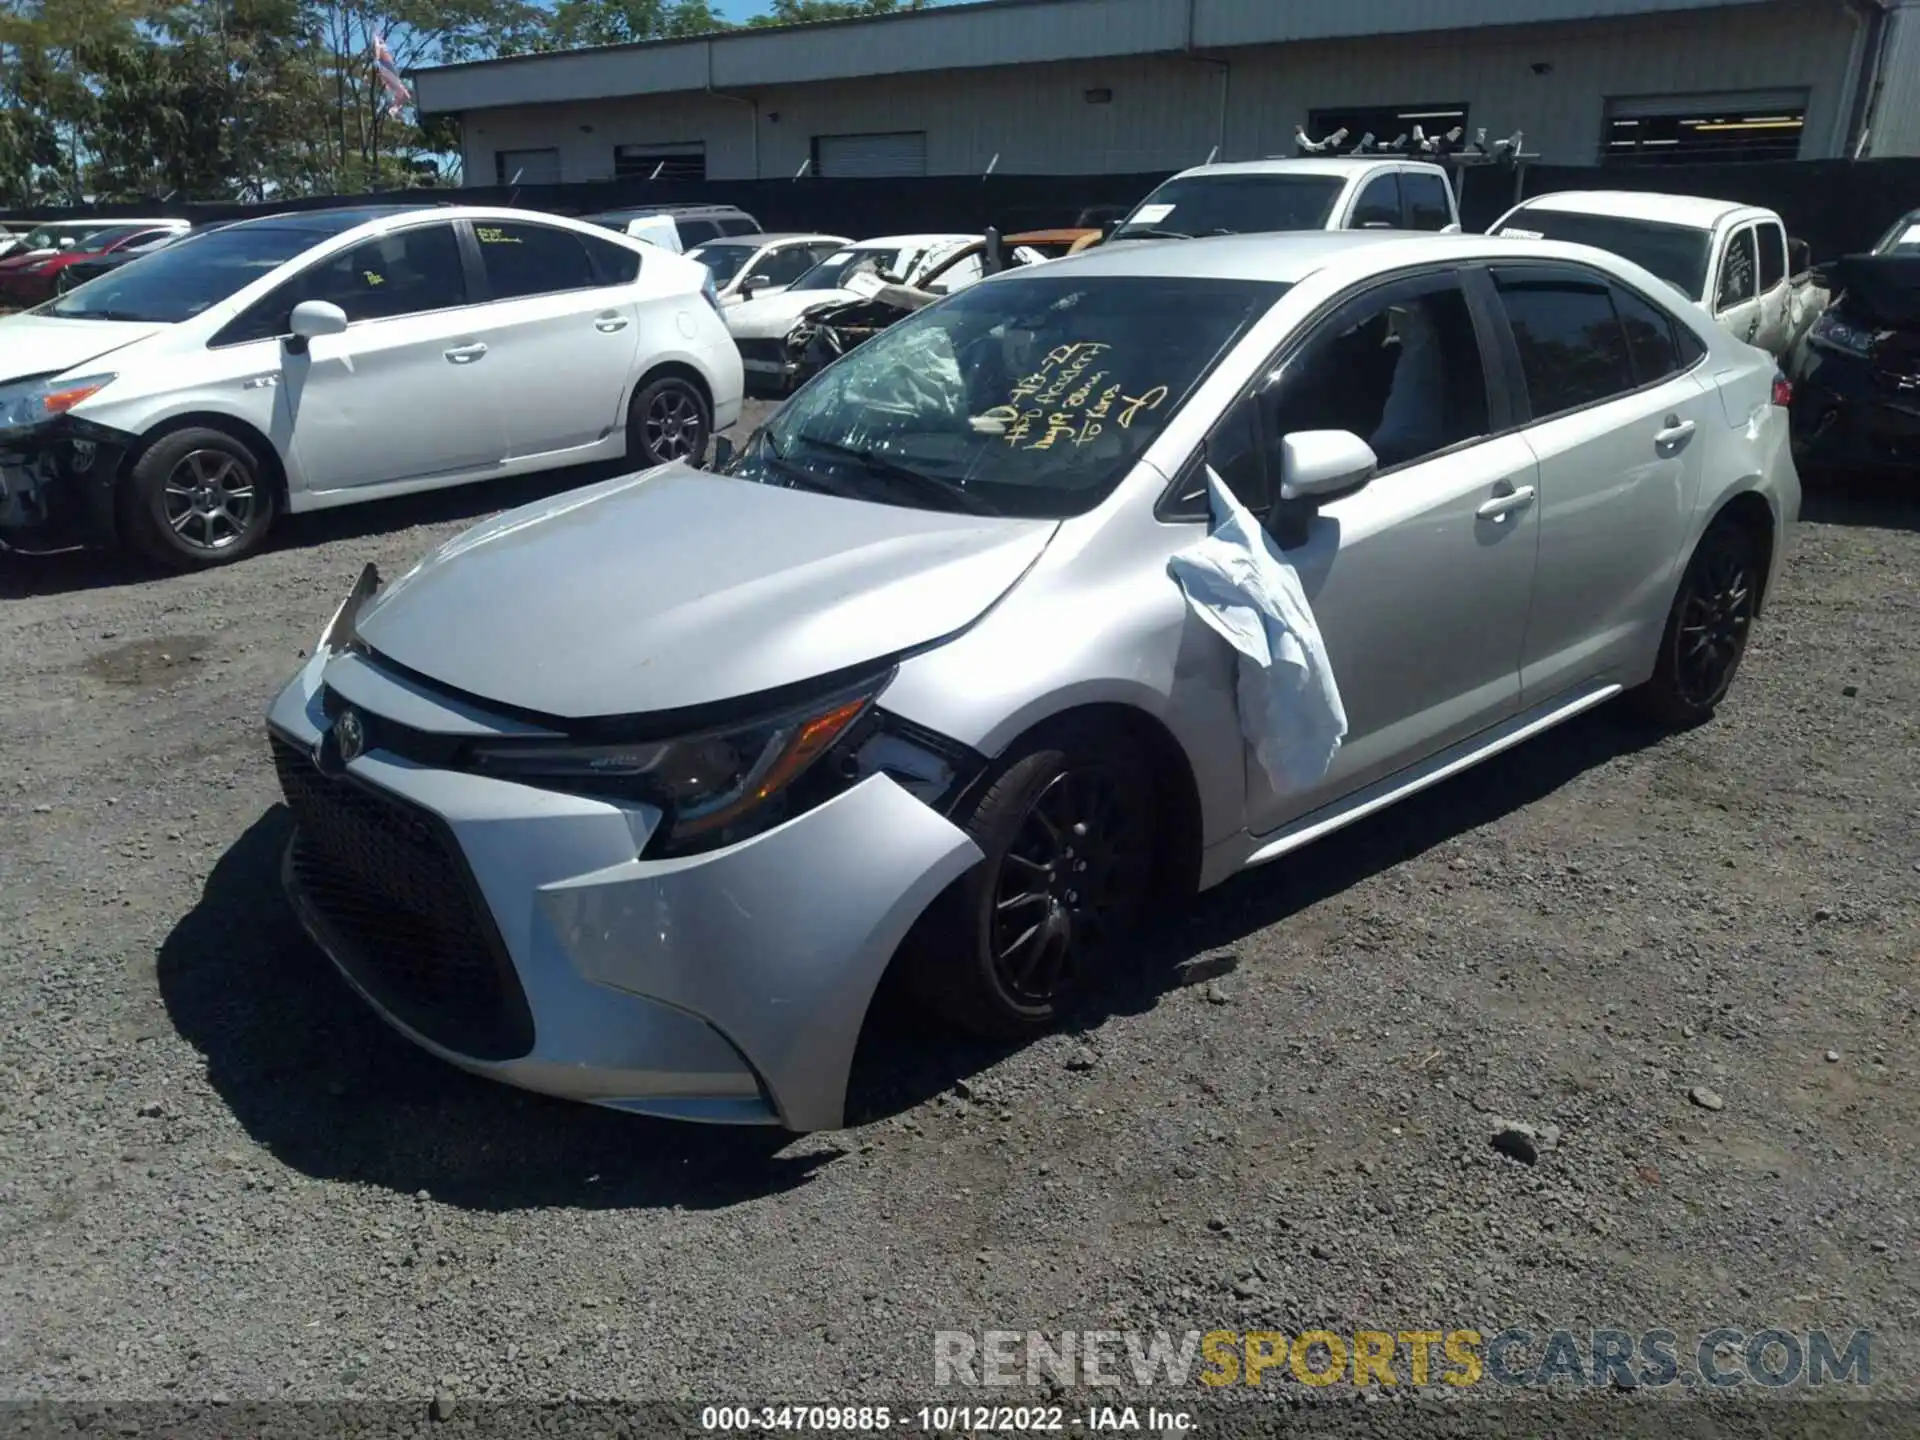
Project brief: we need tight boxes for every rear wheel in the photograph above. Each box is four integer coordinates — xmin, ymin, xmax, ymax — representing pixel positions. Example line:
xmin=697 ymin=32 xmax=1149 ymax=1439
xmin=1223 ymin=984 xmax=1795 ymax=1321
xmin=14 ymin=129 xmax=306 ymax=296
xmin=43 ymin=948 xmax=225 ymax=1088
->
xmin=119 ymin=427 xmax=278 ymax=570
xmin=1628 ymin=517 xmax=1763 ymax=726
xmin=627 ymin=374 xmax=710 ymax=468
xmin=900 ymin=723 xmax=1156 ymax=1039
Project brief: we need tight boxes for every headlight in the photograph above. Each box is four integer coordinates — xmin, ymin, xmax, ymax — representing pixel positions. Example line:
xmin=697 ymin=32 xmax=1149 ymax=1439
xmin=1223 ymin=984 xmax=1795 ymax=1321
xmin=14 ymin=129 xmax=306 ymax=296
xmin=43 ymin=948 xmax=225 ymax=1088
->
xmin=0 ymin=372 xmax=117 ymax=434
xmin=465 ymin=677 xmax=887 ymax=855
xmin=1809 ymin=309 xmax=1883 ymax=358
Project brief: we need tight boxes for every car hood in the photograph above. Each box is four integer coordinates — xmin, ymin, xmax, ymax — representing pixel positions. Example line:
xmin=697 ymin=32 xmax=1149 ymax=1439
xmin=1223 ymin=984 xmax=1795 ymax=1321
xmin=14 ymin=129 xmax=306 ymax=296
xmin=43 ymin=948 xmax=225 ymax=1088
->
xmin=0 ymin=313 xmax=167 ymax=385
xmin=356 ymin=462 xmax=1059 ymax=719
xmin=727 ymin=288 xmax=859 ymax=339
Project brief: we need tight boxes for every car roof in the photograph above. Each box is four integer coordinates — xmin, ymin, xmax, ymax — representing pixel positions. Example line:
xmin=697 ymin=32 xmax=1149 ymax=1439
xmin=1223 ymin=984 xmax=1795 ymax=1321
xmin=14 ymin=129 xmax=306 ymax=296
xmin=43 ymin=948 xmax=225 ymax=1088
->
xmin=1025 ymin=230 xmax=1684 ymax=293
xmin=1169 ymin=157 xmax=1433 ymax=180
xmin=219 ymin=204 xmax=441 ymax=235
xmin=851 ymin=233 xmax=977 ymax=248
xmin=592 ymin=203 xmax=754 ymax=219
xmin=696 ymin=231 xmax=845 ymax=246
xmin=1514 ymin=190 xmax=1758 ymax=229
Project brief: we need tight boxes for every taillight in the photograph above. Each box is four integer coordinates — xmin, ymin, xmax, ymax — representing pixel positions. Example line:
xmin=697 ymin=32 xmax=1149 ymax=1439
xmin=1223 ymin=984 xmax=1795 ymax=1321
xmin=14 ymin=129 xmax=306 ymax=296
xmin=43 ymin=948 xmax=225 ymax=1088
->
xmin=1772 ymin=375 xmax=1793 ymax=408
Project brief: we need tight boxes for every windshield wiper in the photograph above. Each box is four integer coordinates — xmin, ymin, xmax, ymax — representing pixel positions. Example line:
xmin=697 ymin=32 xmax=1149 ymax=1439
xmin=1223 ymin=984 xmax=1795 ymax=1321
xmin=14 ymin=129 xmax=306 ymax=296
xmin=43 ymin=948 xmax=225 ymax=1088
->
xmin=1113 ymin=226 xmax=1193 ymax=241
xmin=790 ymin=430 xmax=1000 ymax=515
xmin=753 ymin=430 xmax=867 ymax=501
xmin=55 ymin=308 xmax=153 ymax=322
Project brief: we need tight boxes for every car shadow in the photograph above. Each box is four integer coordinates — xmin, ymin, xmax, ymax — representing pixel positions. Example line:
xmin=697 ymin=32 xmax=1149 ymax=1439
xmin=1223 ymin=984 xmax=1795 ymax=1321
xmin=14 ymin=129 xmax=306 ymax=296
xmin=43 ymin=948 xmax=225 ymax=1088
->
xmin=843 ymin=702 xmax=1668 ymax=1122
xmin=1800 ymin=473 xmax=1920 ymax=533
xmin=155 ymin=806 xmax=833 ymax=1214
xmin=166 ymin=705 xmax=1664 ymax=1207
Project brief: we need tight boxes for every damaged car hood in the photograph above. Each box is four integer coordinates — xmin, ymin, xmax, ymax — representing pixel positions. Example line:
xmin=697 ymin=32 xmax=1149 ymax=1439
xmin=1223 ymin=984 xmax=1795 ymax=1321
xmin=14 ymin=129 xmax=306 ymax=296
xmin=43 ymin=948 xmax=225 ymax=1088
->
xmin=356 ymin=463 xmax=1059 ymax=719
xmin=727 ymin=287 xmax=866 ymax=340
xmin=0 ymin=313 xmax=166 ymax=385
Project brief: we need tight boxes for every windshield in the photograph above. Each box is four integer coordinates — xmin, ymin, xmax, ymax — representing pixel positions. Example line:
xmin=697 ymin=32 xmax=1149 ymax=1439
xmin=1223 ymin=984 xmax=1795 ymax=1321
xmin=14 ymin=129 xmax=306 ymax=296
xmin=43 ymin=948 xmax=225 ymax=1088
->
xmin=1111 ymin=174 xmax=1346 ymax=241
xmin=1874 ymin=210 xmax=1920 ymax=256
xmin=789 ymin=246 xmax=914 ymax=293
xmin=45 ymin=224 xmax=322 ymax=323
xmin=1497 ymin=208 xmax=1714 ymax=300
xmin=729 ymin=274 xmax=1285 ymax=519
xmin=687 ymin=241 xmax=758 ymax=287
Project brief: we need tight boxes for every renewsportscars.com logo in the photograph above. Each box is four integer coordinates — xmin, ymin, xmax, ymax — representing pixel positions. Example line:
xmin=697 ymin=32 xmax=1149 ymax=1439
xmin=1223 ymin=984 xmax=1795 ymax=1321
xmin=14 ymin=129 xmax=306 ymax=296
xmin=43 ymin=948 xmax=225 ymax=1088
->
xmin=933 ymin=1328 xmax=1873 ymax=1390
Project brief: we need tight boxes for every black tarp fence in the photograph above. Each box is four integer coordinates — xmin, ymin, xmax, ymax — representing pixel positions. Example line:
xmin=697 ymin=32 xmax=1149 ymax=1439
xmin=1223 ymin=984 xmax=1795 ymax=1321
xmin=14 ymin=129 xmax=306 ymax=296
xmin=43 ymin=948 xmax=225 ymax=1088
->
xmin=7 ymin=156 xmax=1918 ymax=261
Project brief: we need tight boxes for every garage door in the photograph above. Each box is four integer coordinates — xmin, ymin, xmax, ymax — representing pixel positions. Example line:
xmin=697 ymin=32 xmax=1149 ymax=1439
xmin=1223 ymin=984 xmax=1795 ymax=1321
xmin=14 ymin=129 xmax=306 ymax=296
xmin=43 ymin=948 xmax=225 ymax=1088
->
xmin=812 ymin=131 xmax=928 ymax=178
xmin=494 ymin=147 xmax=561 ymax=185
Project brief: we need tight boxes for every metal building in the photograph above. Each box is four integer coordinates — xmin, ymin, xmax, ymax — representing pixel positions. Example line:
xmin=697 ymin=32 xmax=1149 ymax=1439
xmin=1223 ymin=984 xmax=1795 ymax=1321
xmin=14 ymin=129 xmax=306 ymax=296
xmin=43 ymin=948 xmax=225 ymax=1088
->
xmin=412 ymin=0 xmax=1920 ymax=187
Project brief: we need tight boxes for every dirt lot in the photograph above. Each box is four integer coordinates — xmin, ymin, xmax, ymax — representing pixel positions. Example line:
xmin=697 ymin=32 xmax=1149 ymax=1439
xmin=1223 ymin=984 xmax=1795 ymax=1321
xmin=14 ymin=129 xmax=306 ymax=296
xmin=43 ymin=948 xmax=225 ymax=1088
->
xmin=1 ymin=418 xmax=1917 ymax=1415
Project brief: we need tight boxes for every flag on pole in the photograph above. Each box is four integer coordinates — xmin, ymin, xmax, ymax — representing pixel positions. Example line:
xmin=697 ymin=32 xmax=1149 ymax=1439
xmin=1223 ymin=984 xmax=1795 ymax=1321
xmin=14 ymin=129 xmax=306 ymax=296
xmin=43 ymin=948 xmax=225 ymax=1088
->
xmin=372 ymin=29 xmax=413 ymax=118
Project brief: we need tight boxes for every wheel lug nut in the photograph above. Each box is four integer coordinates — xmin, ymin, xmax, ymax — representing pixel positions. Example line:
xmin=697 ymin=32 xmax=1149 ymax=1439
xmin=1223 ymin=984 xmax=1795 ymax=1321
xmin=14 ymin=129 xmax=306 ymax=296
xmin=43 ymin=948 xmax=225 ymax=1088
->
xmin=1072 ymin=822 xmax=1089 ymax=837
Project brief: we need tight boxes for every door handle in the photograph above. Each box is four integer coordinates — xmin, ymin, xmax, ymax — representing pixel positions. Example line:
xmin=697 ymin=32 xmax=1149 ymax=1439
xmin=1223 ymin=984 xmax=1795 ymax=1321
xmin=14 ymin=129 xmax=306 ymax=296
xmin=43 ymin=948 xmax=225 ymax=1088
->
xmin=1475 ymin=485 xmax=1537 ymax=521
xmin=594 ymin=314 xmax=630 ymax=332
xmin=1655 ymin=416 xmax=1697 ymax=449
xmin=444 ymin=342 xmax=487 ymax=363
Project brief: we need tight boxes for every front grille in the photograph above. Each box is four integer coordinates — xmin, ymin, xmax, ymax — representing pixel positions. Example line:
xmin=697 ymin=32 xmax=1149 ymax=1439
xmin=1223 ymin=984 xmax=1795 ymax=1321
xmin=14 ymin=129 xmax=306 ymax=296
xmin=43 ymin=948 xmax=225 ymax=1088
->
xmin=271 ymin=733 xmax=534 ymax=1061
xmin=736 ymin=337 xmax=790 ymax=368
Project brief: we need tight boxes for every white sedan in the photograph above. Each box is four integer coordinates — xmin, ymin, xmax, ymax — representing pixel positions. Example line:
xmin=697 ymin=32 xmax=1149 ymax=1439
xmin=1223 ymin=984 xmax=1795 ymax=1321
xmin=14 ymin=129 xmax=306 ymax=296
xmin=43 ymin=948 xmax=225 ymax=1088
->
xmin=725 ymin=232 xmax=978 ymax=385
xmin=686 ymin=232 xmax=850 ymax=307
xmin=0 ymin=204 xmax=742 ymax=568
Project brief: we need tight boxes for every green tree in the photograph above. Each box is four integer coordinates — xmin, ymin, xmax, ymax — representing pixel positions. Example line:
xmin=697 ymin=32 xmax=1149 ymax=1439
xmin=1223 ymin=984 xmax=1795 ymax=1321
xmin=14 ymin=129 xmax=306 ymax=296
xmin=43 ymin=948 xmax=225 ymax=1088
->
xmin=747 ymin=0 xmax=928 ymax=24
xmin=542 ymin=0 xmax=724 ymax=48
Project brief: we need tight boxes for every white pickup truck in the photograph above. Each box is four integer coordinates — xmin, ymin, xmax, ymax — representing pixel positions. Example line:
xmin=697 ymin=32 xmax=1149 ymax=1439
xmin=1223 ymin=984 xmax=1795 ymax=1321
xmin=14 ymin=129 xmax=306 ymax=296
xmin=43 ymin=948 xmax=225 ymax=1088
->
xmin=1488 ymin=190 xmax=1827 ymax=359
xmin=1106 ymin=157 xmax=1462 ymax=244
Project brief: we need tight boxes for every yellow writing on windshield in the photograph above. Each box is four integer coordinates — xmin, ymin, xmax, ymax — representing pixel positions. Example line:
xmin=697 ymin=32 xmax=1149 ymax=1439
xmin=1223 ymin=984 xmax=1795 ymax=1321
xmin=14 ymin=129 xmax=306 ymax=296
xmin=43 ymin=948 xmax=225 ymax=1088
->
xmin=978 ymin=340 xmax=1169 ymax=453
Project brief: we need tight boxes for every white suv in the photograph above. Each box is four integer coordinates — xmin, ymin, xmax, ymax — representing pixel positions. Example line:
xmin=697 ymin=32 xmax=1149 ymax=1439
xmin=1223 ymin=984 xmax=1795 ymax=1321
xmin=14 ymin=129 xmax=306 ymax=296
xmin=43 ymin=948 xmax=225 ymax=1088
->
xmin=0 ymin=204 xmax=742 ymax=568
xmin=1109 ymin=157 xmax=1462 ymax=242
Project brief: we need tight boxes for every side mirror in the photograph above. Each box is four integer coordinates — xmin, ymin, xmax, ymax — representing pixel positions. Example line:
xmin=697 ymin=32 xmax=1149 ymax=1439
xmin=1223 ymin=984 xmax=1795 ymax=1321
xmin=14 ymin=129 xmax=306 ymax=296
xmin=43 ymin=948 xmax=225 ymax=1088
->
xmin=1278 ymin=429 xmax=1377 ymax=501
xmin=711 ymin=434 xmax=736 ymax=472
xmin=285 ymin=299 xmax=349 ymax=355
xmin=1267 ymin=430 xmax=1375 ymax=548
xmin=1787 ymin=238 xmax=1811 ymax=276
xmin=59 ymin=237 xmax=77 ymax=250
xmin=740 ymin=278 xmax=759 ymax=301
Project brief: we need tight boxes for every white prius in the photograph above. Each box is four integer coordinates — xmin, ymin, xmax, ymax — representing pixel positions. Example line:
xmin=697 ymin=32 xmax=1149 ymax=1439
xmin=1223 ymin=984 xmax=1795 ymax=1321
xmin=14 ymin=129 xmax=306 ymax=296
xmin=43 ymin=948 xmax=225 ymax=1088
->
xmin=0 ymin=204 xmax=742 ymax=567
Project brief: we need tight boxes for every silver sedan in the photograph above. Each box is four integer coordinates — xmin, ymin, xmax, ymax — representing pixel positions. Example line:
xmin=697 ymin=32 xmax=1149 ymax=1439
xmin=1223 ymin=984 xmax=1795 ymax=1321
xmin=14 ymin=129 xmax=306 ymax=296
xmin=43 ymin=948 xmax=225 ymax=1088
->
xmin=266 ymin=230 xmax=1799 ymax=1130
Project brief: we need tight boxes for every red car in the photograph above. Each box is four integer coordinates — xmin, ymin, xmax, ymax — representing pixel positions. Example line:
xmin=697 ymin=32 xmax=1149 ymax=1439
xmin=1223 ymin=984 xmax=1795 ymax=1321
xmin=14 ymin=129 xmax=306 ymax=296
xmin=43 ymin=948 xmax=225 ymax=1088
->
xmin=0 ymin=224 xmax=186 ymax=305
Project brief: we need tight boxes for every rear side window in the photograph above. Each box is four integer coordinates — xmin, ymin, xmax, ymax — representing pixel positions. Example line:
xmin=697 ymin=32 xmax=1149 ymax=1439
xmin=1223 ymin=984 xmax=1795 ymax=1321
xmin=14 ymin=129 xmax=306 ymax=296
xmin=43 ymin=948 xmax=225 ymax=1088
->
xmin=474 ymin=221 xmax=596 ymax=299
xmin=718 ymin=216 xmax=759 ymax=236
xmin=676 ymin=219 xmax=721 ymax=246
xmin=1493 ymin=269 xmax=1636 ymax=419
xmin=1349 ymin=173 xmax=1402 ymax=229
xmin=579 ymin=231 xmax=641 ymax=286
xmin=1612 ymin=284 xmax=1683 ymax=384
xmin=1757 ymin=222 xmax=1787 ymax=291
xmin=1716 ymin=228 xmax=1758 ymax=310
xmin=1400 ymin=172 xmax=1453 ymax=231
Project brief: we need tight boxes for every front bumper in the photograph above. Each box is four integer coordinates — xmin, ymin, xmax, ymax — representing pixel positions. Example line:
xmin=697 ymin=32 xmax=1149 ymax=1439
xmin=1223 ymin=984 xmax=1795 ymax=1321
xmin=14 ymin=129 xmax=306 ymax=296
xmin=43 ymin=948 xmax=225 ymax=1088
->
xmin=1791 ymin=346 xmax=1920 ymax=476
xmin=734 ymin=337 xmax=798 ymax=377
xmin=265 ymin=645 xmax=984 ymax=1130
xmin=0 ymin=417 xmax=131 ymax=553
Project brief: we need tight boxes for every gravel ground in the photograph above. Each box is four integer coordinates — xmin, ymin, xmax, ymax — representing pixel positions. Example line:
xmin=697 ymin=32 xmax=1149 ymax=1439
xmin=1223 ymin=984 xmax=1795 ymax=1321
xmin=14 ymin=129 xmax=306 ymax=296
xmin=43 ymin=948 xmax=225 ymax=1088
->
xmin=1 ymin=416 xmax=1917 ymax=1417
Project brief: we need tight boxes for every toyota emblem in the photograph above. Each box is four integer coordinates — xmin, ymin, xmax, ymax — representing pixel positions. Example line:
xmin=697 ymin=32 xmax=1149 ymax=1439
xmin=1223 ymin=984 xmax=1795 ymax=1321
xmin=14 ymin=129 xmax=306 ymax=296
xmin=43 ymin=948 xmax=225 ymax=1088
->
xmin=335 ymin=708 xmax=366 ymax=763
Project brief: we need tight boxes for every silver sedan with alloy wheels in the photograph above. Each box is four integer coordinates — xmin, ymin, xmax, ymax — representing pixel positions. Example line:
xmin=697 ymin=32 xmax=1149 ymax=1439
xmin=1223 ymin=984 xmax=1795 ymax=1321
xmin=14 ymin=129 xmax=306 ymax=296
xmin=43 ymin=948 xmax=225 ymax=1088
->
xmin=267 ymin=230 xmax=1799 ymax=1130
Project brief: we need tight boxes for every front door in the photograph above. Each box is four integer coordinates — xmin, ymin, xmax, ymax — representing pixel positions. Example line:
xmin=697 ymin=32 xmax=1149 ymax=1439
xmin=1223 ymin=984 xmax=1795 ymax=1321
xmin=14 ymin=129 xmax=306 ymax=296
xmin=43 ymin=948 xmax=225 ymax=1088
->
xmin=1229 ymin=269 xmax=1540 ymax=836
xmin=277 ymin=221 xmax=506 ymax=494
xmin=1486 ymin=264 xmax=1706 ymax=699
xmin=464 ymin=218 xmax=644 ymax=464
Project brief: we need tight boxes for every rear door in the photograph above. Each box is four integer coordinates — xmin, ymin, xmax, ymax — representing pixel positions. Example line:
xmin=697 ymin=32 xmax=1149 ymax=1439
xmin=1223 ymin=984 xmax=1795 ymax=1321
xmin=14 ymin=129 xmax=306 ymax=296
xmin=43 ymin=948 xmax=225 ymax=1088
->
xmin=1488 ymin=264 xmax=1710 ymax=702
xmin=1711 ymin=224 xmax=1763 ymax=349
xmin=463 ymin=219 xmax=645 ymax=464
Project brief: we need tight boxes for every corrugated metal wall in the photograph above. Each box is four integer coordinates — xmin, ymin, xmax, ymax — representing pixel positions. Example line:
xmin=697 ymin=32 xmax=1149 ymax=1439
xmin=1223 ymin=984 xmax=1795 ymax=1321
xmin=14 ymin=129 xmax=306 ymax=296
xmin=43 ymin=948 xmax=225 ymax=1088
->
xmin=1866 ymin=0 xmax=1920 ymax=157
xmin=457 ymin=3 xmax=1860 ymax=182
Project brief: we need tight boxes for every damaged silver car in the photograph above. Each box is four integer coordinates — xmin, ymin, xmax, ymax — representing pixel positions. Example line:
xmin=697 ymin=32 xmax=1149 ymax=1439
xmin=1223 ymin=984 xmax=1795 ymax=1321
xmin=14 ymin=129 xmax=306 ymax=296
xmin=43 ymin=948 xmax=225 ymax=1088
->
xmin=268 ymin=231 xmax=1797 ymax=1130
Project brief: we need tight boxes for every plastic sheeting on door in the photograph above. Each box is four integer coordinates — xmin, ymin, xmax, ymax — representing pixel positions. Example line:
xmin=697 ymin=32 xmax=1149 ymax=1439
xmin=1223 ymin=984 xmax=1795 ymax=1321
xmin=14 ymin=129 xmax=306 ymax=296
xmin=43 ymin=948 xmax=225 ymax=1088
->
xmin=1167 ymin=467 xmax=1348 ymax=795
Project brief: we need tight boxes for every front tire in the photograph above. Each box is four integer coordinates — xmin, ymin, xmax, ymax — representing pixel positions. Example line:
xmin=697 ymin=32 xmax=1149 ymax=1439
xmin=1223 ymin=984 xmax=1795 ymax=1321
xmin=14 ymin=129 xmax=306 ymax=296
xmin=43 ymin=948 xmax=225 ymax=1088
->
xmin=1628 ymin=517 xmax=1763 ymax=727
xmin=120 ymin=427 xmax=278 ymax=570
xmin=627 ymin=374 xmax=711 ymax=468
xmin=900 ymin=723 xmax=1156 ymax=1040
